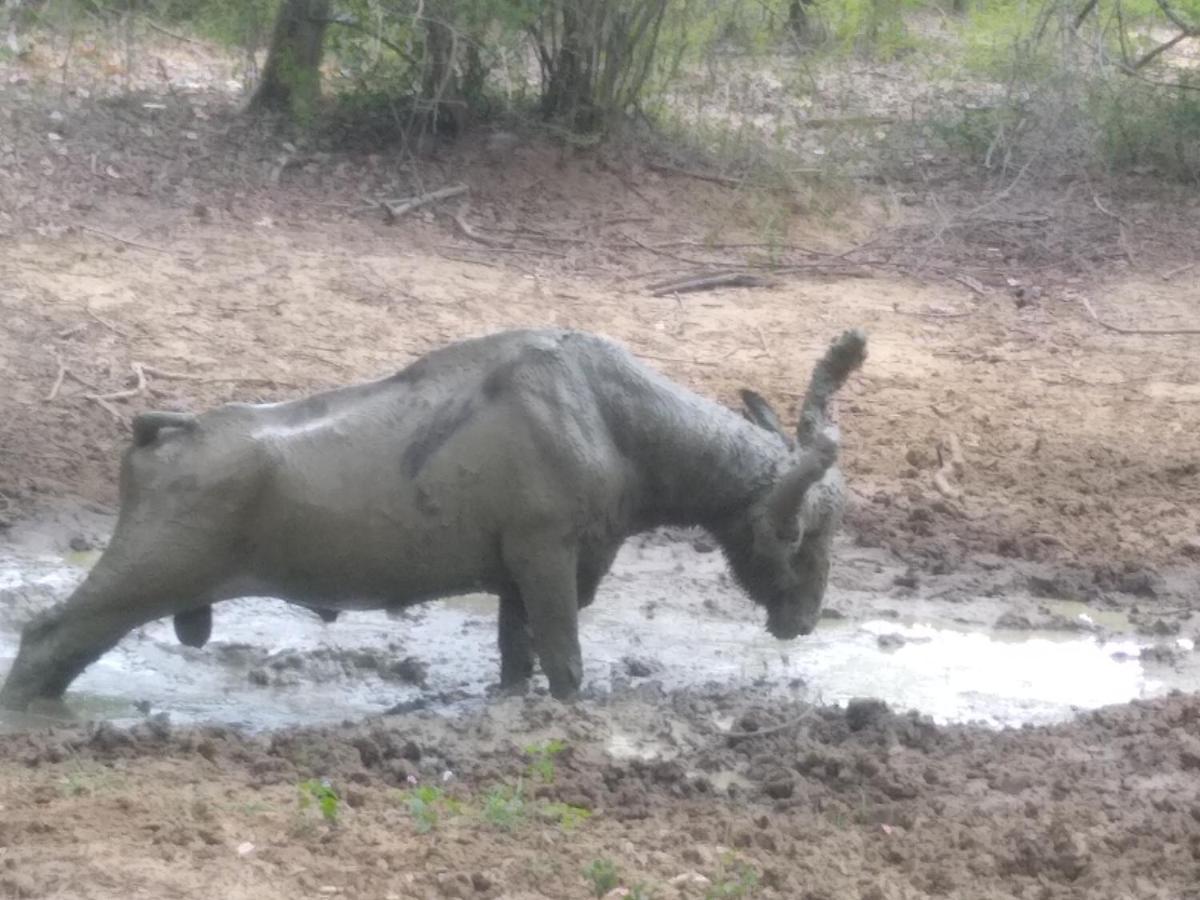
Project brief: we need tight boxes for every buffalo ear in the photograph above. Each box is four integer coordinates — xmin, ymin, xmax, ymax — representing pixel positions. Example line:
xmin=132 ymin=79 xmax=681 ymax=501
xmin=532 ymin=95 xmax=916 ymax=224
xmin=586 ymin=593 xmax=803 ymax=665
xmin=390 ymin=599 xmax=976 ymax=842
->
xmin=740 ymin=390 xmax=791 ymax=440
xmin=765 ymin=433 xmax=838 ymax=534
xmin=132 ymin=412 xmax=197 ymax=447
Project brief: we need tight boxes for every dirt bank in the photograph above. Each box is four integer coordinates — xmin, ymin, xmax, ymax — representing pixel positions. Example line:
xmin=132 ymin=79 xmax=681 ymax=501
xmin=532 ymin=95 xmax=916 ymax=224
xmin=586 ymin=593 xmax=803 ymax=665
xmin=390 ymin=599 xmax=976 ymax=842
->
xmin=2 ymin=688 xmax=1199 ymax=900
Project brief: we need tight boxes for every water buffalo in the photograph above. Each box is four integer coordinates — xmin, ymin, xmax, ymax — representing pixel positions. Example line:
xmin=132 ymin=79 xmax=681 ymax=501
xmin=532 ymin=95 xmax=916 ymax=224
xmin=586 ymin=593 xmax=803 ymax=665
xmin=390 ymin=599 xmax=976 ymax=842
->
xmin=0 ymin=327 xmax=865 ymax=709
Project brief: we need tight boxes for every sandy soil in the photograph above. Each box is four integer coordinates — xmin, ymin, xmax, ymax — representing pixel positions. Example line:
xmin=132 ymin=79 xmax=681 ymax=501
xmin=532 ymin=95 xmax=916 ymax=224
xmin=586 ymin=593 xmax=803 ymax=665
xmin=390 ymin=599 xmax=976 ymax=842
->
xmin=2 ymin=28 xmax=1200 ymax=900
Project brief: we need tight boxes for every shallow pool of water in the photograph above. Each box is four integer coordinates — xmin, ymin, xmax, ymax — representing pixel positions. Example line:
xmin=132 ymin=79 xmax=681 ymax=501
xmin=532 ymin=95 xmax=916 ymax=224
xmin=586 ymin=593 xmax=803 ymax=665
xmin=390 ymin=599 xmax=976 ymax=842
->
xmin=1 ymin=535 xmax=1196 ymax=732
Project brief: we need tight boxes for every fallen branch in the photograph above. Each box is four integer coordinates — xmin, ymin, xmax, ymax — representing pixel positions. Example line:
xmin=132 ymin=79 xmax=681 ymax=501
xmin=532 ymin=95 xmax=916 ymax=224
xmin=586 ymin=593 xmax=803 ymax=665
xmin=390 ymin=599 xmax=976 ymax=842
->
xmin=1092 ymin=193 xmax=1129 ymax=226
xmin=78 ymin=224 xmax=173 ymax=256
xmin=86 ymin=363 xmax=148 ymax=402
xmin=893 ymin=305 xmax=974 ymax=319
xmin=46 ymin=357 xmax=67 ymax=402
xmin=1161 ymin=262 xmax=1196 ymax=282
xmin=1081 ymin=297 xmax=1200 ymax=335
xmin=56 ymin=323 xmax=87 ymax=340
xmin=932 ymin=432 xmax=966 ymax=501
xmin=951 ymin=274 xmax=986 ymax=296
xmin=647 ymin=162 xmax=743 ymax=187
xmin=382 ymin=183 xmax=468 ymax=222
xmin=139 ymin=363 xmax=294 ymax=387
xmin=86 ymin=307 xmax=130 ymax=337
xmin=451 ymin=207 xmax=515 ymax=248
xmin=86 ymin=395 xmax=127 ymax=425
xmin=648 ymin=272 xmax=777 ymax=297
xmin=722 ymin=708 xmax=815 ymax=741
xmin=143 ymin=17 xmax=205 ymax=46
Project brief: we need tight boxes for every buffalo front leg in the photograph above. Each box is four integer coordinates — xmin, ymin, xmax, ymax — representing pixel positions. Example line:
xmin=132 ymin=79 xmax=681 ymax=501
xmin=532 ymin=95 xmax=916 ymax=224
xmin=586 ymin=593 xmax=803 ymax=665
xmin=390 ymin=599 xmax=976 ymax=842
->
xmin=502 ymin=532 xmax=582 ymax=701
xmin=0 ymin=556 xmax=208 ymax=711
xmin=498 ymin=589 xmax=534 ymax=691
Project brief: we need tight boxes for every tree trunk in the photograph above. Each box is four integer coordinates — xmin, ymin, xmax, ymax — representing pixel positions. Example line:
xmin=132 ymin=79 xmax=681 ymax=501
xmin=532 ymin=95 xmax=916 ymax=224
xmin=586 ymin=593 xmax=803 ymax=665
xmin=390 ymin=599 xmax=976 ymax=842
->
xmin=788 ymin=0 xmax=813 ymax=39
xmin=423 ymin=6 xmax=467 ymax=136
xmin=542 ymin=1 xmax=595 ymax=129
xmin=248 ymin=0 xmax=331 ymax=119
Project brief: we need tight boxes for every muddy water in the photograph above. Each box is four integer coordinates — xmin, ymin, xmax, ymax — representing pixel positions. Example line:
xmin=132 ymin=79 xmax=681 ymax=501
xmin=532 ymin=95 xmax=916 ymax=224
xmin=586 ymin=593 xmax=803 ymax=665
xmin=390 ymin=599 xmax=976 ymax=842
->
xmin=1 ymin=519 xmax=1197 ymax=732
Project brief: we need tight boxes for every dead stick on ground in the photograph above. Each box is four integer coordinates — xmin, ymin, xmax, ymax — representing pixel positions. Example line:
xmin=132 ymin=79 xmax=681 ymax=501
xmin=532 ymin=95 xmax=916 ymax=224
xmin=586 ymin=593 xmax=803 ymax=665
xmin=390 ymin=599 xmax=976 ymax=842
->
xmin=648 ymin=272 xmax=776 ymax=297
xmin=382 ymin=183 xmax=469 ymax=221
xmin=722 ymin=708 xmax=815 ymax=741
xmin=46 ymin=357 xmax=67 ymax=402
xmin=87 ymin=394 xmax=127 ymax=425
xmin=932 ymin=432 xmax=966 ymax=501
xmin=140 ymin=364 xmax=285 ymax=386
xmin=1081 ymin=297 xmax=1200 ymax=336
xmin=86 ymin=307 xmax=130 ymax=337
xmin=451 ymin=206 xmax=515 ymax=249
xmin=57 ymin=323 xmax=87 ymax=340
xmin=78 ymin=224 xmax=173 ymax=256
xmin=1092 ymin=193 xmax=1136 ymax=265
xmin=646 ymin=162 xmax=744 ymax=187
xmin=87 ymin=363 xmax=148 ymax=402
xmin=1161 ymin=262 xmax=1196 ymax=282
xmin=951 ymin=274 xmax=986 ymax=296
xmin=143 ymin=17 xmax=205 ymax=46
xmin=754 ymin=326 xmax=773 ymax=358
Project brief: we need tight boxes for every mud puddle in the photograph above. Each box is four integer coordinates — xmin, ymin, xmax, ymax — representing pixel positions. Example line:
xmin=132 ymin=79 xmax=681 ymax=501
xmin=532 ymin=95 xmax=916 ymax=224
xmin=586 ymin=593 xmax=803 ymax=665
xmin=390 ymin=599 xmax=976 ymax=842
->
xmin=1 ymin=517 xmax=1197 ymax=732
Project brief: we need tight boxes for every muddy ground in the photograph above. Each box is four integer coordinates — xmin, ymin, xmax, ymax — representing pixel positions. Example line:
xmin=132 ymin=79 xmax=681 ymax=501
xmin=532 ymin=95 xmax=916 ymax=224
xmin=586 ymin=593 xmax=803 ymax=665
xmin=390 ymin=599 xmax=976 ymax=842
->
xmin=1 ymin=28 xmax=1200 ymax=900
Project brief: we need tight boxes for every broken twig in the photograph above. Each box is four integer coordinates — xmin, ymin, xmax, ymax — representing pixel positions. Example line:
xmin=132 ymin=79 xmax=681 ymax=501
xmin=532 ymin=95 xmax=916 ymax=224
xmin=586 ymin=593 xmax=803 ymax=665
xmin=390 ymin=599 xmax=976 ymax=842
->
xmin=87 ymin=363 xmax=148 ymax=403
xmin=1161 ymin=262 xmax=1195 ymax=282
xmin=78 ymin=224 xmax=173 ymax=256
xmin=451 ymin=207 xmax=515 ymax=249
xmin=647 ymin=162 xmax=744 ymax=187
xmin=648 ymin=272 xmax=776 ymax=297
xmin=381 ymin=183 xmax=469 ymax=222
xmin=86 ymin=307 xmax=130 ymax=337
xmin=46 ymin=357 xmax=67 ymax=402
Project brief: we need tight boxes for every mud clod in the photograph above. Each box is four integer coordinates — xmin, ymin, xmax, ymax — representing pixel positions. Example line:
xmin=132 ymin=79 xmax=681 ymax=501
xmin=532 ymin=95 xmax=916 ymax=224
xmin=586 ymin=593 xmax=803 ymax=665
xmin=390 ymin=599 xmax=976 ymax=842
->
xmin=845 ymin=698 xmax=891 ymax=732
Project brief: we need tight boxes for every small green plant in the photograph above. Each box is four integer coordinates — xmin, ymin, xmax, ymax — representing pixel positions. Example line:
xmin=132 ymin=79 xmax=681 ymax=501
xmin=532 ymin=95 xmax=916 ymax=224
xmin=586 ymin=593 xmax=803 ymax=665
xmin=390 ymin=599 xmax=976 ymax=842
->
xmin=59 ymin=762 xmax=121 ymax=797
xmin=404 ymin=784 xmax=445 ymax=833
xmin=297 ymin=778 xmax=340 ymax=824
xmin=541 ymin=801 xmax=592 ymax=832
xmin=705 ymin=854 xmax=759 ymax=899
xmin=627 ymin=884 xmax=659 ymax=900
xmin=524 ymin=738 xmax=567 ymax=783
xmin=583 ymin=858 xmax=620 ymax=898
xmin=483 ymin=782 xmax=527 ymax=831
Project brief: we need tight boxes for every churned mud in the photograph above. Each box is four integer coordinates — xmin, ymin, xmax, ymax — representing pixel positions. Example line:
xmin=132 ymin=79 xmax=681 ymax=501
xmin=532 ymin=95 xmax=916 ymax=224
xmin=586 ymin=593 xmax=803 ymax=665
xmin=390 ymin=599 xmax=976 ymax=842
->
xmin=2 ymin=30 xmax=1200 ymax=900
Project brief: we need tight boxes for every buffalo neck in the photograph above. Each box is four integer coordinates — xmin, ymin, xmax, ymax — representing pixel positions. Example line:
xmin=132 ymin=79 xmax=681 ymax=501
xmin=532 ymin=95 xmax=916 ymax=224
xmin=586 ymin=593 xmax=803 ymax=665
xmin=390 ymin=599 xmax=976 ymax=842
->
xmin=607 ymin=383 xmax=788 ymax=532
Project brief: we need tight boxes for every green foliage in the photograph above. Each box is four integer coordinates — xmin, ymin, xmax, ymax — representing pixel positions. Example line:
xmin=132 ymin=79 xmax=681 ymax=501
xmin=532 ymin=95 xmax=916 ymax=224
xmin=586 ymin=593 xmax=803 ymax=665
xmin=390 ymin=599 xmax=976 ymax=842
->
xmin=704 ymin=854 xmax=759 ymax=898
xmin=482 ymin=782 xmax=527 ymax=831
xmin=826 ymin=0 xmax=920 ymax=59
xmin=1089 ymin=73 xmax=1200 ymax=181
xmin=524 ymin=738 xmax=567 ymax=782
xmin=540 ymin=801 xmax=593 ymax=832
xmin=154 ymin=0 xmax=277 ymax=53
xmin=297 ymin=778 xmax=340 ymax=824
xmin=582 ymin=858 xmax=621 ymax=898
xmin=400 ymin=784 xmax=456 ymax=833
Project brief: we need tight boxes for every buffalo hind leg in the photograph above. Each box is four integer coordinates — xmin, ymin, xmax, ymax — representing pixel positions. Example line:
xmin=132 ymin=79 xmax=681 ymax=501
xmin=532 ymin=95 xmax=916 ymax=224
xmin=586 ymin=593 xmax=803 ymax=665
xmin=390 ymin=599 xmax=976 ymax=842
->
xmin=498 ymin=589 xmax=534 ymax=692
xmin=502 ymin=532 xmax=582 ymax=701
